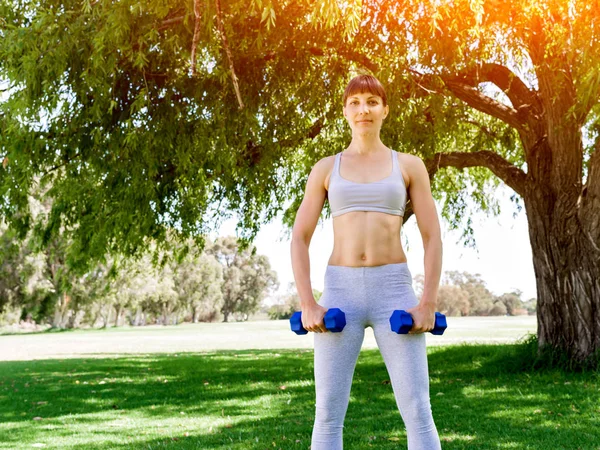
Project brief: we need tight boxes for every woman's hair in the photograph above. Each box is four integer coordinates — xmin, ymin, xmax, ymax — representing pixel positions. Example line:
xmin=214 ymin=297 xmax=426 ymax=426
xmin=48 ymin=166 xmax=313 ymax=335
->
xmin=342 ymin=74 xmax=388 ymax=107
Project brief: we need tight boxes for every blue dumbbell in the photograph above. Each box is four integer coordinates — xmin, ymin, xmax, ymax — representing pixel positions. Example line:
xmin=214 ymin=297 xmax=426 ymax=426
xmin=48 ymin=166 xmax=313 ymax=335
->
xmin=389 ymin=310 xmax=447 ymax=335
xmin=289 ymin=308 xmax=347 ymax=335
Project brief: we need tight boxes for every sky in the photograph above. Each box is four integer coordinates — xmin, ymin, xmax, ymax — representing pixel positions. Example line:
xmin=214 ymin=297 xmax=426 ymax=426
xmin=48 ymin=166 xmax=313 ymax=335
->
xmin=210 ymin=183 xmax=538 ymax=305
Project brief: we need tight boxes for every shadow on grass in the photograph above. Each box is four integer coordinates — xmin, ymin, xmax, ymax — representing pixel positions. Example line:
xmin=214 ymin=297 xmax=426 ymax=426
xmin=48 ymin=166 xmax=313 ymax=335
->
xmin=0 ymin=325 xmax=157 ymax=337
xmin=0 ymin=326 xmax=71 ymax=337
xmin=0 ymin=342 xmax=598 ymax=449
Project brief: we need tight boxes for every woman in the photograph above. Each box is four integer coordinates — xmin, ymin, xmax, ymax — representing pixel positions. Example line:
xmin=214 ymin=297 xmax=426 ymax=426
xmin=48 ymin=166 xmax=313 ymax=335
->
xmin=290 ymin=74 xmax=443 ymax=450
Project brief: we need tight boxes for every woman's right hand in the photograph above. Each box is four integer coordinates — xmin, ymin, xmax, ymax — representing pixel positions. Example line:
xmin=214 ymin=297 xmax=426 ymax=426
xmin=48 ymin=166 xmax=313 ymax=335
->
xmin=302 ymin=303 xmax=329 ymax=333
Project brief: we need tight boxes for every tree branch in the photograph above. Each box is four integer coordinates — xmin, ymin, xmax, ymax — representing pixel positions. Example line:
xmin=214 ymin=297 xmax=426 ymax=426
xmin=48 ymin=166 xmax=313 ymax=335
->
xmin=205 ymin=117 xmax=325 ymax=177
xmin=408 ymin=64 xmax=540 ymax=132
xmin=463 ymin=63 xmax=541 ymax=117
xmin=158 ymin=15 xmax=188 ymax=31
xmin=463 ymin=119 xmax=501 ymax=140
xmin=157 ymin=7 xmax=190 ymax=32
xmin=424 ymin=150 xmax=528 ymax=198
xmin=402 ymin=150 xmax=528 ymax=223
xmin=190 ymin=0 xmax=203 ymax=77
xmin=247 ymin=117 xmax=324 ymax=166
xmin=441 ymin=78 xmax=526 ymax=131
xmin=214 ymin=0 xmax=244 ymax=109
xmin=308 ymin=46 xmax=379 ymax=73
xmin=406 ymin=68 xmax=445 ymax=97
xmin=278 ymin=117 xmax=324 ymax=148
xmin=40 ymin=152 xmax=82 ymax=179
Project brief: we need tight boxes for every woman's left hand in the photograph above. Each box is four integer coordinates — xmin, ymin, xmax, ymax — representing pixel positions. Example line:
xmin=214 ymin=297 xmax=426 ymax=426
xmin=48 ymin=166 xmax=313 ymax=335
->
xmin=405 ymin=304 xmax=436 ymax=334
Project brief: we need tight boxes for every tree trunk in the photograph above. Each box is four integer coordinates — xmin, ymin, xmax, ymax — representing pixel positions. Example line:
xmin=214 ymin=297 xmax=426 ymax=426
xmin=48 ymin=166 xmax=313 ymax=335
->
xmin=66 ymin=307 xmax=79 ymax=329
xmin=102 ymin=305 xmax=111 ymax=329
xmin=93 ymin=310 xmax=101 ymax=328
xmin=52 ymin=293 xmax=71 ymax=329
xmin=138 ymin=308 xmax=145 ymax=326
xmin=52 ymin=308 xmax=63 ymax=329
xmin=162 ymin=303 xmax=168 ymax=326
xmin=131 ymin=306 xmax=143 ymax=326
xmin=115 ymin=305 xmax=124 ymax=327
xmin=526 ymin=191 xmax=600 ymax=364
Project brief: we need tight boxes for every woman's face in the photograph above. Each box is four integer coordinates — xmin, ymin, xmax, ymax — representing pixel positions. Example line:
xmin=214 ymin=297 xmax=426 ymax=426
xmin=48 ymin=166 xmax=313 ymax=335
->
xmin=343 ymin=92 xmax=389 ymax=135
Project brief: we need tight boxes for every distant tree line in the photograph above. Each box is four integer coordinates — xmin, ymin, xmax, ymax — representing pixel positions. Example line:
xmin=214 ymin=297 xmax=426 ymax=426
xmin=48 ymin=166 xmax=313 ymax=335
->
xmin=267 ymin=271 xmax=536 ymax=320
xmin=0 ymin=197 xmax=279 ymax=329
xmin=415 ymin=271 xmax=536 ymax=317
xmin=0 ymin=229 xmax=278 ymax=329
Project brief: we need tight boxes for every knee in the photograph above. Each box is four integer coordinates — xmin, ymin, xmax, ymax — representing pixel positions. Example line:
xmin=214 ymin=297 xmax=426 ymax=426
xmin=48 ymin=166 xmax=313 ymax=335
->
xmin=314 ymin=404 xmax=345 ymax=427
xmin=402 ymin=398 xmax=435 ymax=427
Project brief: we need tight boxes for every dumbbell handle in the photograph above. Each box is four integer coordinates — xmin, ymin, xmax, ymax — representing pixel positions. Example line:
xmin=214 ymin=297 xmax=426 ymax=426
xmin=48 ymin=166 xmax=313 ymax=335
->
xmin=390 ymin=310 xmax=447 ymax=335
xmin=289 ymin=308 xmax=346 ymax=335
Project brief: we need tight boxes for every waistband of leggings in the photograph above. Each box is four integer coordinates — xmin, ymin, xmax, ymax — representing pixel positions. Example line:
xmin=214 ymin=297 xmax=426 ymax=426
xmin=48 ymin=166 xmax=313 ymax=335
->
xmin=325 ymin=262 xmax=410 ymax=274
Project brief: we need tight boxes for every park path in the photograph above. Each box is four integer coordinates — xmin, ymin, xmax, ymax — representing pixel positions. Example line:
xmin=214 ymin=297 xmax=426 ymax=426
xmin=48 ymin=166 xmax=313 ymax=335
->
xmin=0 ymin=316 xmax=536 ymax=361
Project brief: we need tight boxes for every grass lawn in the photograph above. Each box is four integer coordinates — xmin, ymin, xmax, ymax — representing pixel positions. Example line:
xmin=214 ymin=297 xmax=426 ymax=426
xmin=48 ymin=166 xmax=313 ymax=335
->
xmin=1 ymin=336 xmax=599 ymax=449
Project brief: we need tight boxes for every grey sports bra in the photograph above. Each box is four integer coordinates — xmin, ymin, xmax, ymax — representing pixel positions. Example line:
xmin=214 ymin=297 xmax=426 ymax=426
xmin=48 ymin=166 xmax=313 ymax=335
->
xmin=328 ymin=149 xmax=407 ymax=218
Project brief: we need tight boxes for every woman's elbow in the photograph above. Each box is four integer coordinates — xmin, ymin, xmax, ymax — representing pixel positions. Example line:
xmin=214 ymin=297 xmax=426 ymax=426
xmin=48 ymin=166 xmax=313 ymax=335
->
xmin=421 ymin=230 xmax=442 ymax=245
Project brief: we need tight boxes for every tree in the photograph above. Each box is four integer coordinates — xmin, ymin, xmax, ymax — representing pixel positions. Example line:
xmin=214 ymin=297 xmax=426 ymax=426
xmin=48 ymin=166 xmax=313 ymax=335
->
xmin=436 ymin=284 xmax=471 ymax=317
xmin=208 ymin=236 xmax=278 ymax=322
xmin=266 ymin=281 xmax=315 ymax=320
xmin=495 ymin=291 xmax=524 ymax=316
xmin=445 ymin=271 xmax=496 ymax=316
xmin=489 ymin=301 xmax=508 ymax=316
xmin=1 ymin=1 xmax=598 ymax=364
xmin=171 ymin=238 xmax=224 ymax=323
xmin=267 ymin=291 xmax=300 ymax=320
xmin=98 ymin=253 xmax=152 ymax=327
xmin=524 ymin=297 xmax=538 ymax=315
xmin=0 ymin=223 xmax=30 ymax=317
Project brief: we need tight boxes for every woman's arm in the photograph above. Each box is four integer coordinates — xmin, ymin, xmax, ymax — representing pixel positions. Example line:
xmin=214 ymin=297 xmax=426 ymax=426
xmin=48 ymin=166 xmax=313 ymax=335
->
xmin=290 ymin=157 xmax=331 ymax=332
xmin=290 ymin=159 xmax=327 ymax=308
xmin=404 ymin=156 xmax=443 ymax=333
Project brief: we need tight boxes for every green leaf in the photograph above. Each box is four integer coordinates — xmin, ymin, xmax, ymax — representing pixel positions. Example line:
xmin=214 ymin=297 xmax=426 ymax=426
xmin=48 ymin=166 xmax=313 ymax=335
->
xmin=261 ymin=7 xmax=270 ymax=23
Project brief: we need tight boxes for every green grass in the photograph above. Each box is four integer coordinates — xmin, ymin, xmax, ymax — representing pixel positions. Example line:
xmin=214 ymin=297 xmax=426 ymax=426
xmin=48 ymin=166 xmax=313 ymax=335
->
xmin=1 ymin=337 xmax=599 ymax=449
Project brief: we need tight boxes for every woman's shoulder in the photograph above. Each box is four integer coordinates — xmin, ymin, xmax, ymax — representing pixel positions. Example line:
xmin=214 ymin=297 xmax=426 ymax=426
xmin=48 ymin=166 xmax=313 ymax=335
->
xmin=311 ymin=154 xmax=336 ymax=174
xmin=395 ymin=150 xmax=422 ymax=165
xmin=394 ymin=151 xmax=427 ymax=189
xmin=315 ymin=154 xmax=337 ymax=191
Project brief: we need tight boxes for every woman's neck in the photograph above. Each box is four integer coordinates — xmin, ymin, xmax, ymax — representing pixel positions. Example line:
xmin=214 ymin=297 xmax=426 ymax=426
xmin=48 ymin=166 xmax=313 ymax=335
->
xmin=346 ymin=135 xmax=387 ymax=157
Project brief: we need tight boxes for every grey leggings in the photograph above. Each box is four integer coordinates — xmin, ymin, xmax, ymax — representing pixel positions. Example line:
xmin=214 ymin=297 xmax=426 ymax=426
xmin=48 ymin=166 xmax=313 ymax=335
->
xmin=311 ymin=263 xmax=441 ymax=450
